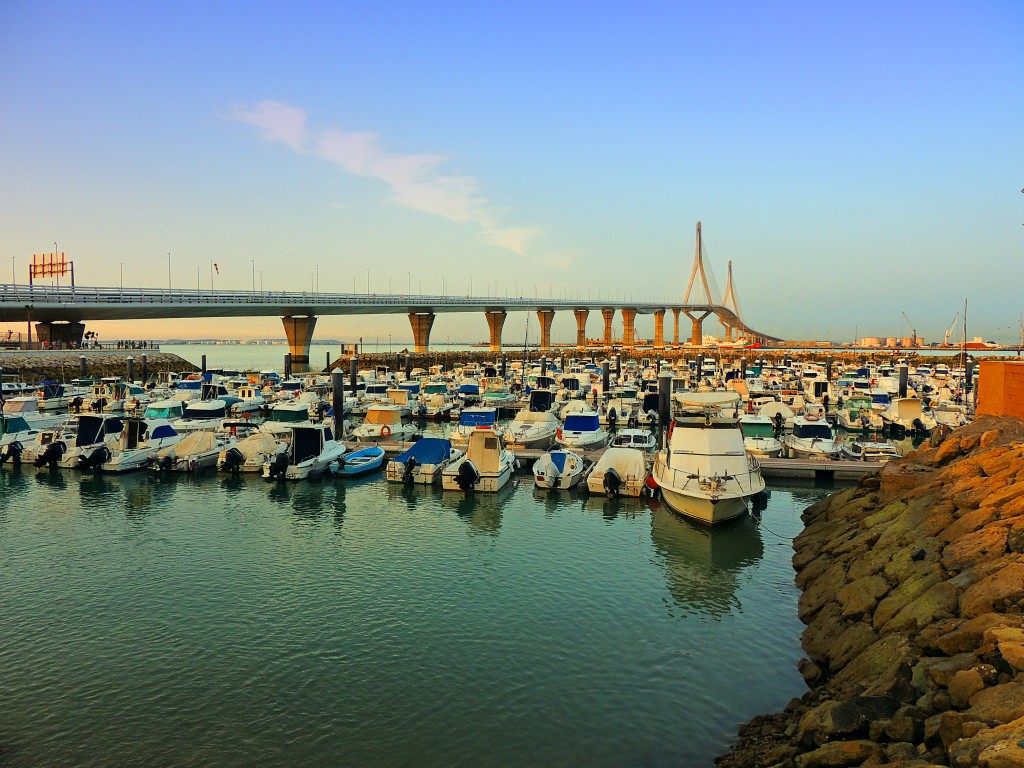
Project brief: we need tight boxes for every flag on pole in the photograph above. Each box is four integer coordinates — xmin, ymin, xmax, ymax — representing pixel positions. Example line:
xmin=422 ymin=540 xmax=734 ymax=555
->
xmin=214 ymin=263 xmax=220 ymax=274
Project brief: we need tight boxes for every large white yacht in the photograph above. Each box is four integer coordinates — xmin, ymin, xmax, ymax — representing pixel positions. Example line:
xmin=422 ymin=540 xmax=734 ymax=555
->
xmin=652 ymin=391 xmax=765 ymax=525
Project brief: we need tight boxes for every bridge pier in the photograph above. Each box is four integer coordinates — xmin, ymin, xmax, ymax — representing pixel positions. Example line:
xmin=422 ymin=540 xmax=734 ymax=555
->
xmin=484 ymin=310 xmax=506 ymax=353
xmin=723 ymin=321 xmax=734 ymax=343
xmin=34 ymin=321 xmax=86 ymax=348
xmin=601 ymin=308 xmax=615 ymax=349
xmin=683 ymin=310 xmax=711 ymax=346
xmin=653 ymin=309 xmax=666 ymax=349
xmin=536 ymin=309 xmax=555 ymax=352
xmin=281 ymin=315 xmax=317 ymax=364
xmin=672 ymin=308 xmax=681 ymax=346
xmin=408 ymin=312 xmax=435 ymax=353
xmin=573 ymin=308 xmax=589 ymax=351
xmin=621 ymin=308 xmax=637 ymax=349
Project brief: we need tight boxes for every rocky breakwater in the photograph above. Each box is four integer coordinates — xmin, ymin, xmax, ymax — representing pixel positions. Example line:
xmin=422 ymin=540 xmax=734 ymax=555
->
xmin=718 ymin=415 xmax=1024 ymax=768
xmin=0 ymin=352 xmax=198 ymax=381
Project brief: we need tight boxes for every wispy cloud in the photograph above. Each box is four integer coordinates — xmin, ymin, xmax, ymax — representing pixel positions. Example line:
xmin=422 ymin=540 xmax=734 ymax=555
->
xmin=227 ymin=100 xmax=543 ymax=258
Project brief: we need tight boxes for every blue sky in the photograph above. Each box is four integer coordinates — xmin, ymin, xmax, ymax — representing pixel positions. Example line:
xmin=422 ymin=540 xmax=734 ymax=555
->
xmin=2 ymin=1 xmax=1022 ymax=345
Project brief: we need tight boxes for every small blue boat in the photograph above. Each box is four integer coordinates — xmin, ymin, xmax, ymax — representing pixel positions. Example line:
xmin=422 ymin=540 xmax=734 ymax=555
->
xmin=329 ymin=446 xmax=385 ymax=478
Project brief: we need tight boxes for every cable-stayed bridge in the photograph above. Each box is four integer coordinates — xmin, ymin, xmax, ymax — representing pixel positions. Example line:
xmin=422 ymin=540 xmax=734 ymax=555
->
xmin=0 ymin=223 xmax=779 ymax=362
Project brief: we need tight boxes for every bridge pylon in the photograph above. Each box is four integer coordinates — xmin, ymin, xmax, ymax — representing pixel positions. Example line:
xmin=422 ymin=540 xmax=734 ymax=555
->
xmin=281 ymin=315 xmax=317 ymax=365
xmin=681 ymin=221 xmax=721 ymax=346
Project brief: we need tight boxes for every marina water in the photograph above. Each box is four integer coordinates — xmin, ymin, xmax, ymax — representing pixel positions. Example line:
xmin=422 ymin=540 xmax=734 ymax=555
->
xmin=1 ymin=463 xmax=833 ymax=767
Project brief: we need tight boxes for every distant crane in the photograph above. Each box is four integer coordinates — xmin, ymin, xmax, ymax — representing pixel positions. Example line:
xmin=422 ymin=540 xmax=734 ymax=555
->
xmin=901 ymin=312 xmax=918 ymax=347
xmin=943 ymin=312 xmax=960 ymax=346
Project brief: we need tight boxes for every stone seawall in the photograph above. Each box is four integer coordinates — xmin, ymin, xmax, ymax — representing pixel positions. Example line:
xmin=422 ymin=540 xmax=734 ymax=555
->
xmin=0 ymin=352 xmax=198 ymax=382
xmin=718 ymin=415 xmax=1024 ymax=768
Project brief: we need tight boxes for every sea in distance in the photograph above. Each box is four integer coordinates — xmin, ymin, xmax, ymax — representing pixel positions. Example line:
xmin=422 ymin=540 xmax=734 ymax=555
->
xmin=0 ymin=460 xmax=834 ymax=767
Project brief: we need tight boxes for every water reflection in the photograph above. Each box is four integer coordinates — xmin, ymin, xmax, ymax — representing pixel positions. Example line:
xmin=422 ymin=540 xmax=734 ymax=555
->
xmin=438 ymin=481 xmax=517 ymax=536
xmin=0 ymin=467 xmax=31 ymax=520
xmin=650 ymin=506 xmax=765 ymax=620
xmin=33 ymin=467 xmax=68 ymax=493
xmin=583 ymin=493 xmax=655 ymax=522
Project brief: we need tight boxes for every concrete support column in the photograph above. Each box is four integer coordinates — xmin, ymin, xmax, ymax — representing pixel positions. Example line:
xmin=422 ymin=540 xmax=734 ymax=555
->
xmin=653 ymin=309 xmax=666 ymax=349
xmin=683 ymin=310 xmax=711 ymax=347
xmin=621 ymin=308 xmax=637 ymax=349
xmin=281 ymin=315 xmax=317 ymax=364
xmin=723 ymin=322 xmax=733 ymax=343
xmin=484 ymin=310 xmax=507 ymax=353
xmin=601 ymin=308 xmax=615 ymax=349
xmin=407 ymin=312 xmax=435 ymax=353
xmin=573 ymin=308 xmax=589 ymax=351
xmin=536 ymin=309 xmax=555 ymax=352
xmin=672 ymin=308 xmax=681 ymax=346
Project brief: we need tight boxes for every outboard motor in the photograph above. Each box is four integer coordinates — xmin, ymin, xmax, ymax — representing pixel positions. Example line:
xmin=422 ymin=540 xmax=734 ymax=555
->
xmin=627 ymin=412 xmax=638 ymax=429
xmin=0 ymin=441 xmax=24 ymax=465
xmin=34 ymin=441 xmax=66 ymax=469
xmin=912 ymin=417 xmax=927 ymax=435
xmin=455 ymin=460 xmax=479 ymax=492
xmin=91 ymin=397 xmax=107 ymax=413
xmin=402 ymin=456 xmax=419 ymax=486
xmin=155 ymin=454 xmax=174 ymax=472
xmin=603 ymin=466 xmax=623 ymax=498
xmin=542 ymin=461 xmax=559 ymax=489
xmin=79 ymin=445 xmax=111 ymax=471
xmin=70 ymin=396 xmax=84 ymax=413
xmin=266 ymin=451 xmax=289 ymax=480
xmin=607 ymin=408 xmax=617 ymax=430
xmin=219 ymin=447 xmax=244 ymax=473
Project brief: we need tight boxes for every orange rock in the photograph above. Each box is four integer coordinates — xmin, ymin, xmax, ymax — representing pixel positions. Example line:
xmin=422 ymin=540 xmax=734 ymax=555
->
xmin=942 ymin=524 xmax=1011 ymax=571
xmin=960 ymin=561 xmax=1024 ymax=617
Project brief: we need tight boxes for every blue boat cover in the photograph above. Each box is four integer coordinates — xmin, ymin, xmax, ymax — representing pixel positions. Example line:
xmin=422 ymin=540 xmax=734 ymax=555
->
xmin=564 ymin=414 xmax=600 ymax=431
xmin=459 ymin=410 xmax=495 ymax=427
xmin=457 ymin=383 xmax=480 ymax=394
xmin=549 ymin=451 xmax=567 ymax=472
xmin=393 ymin=438 xmax=453 ymax=465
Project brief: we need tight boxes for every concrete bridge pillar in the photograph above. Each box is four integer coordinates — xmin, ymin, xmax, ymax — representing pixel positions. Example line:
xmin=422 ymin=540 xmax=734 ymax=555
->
xmin=484 ymin=310 xmax=507 ymax=353
xmin=683 ymin=310 xmax=711 ymax=346
xmin=407 ymin=312 xmax=436 ymax=353
xmin=723 ymin=321 xmax=734 ymax=343
xmin=672 ymin=308 xmax=681 ymax=346
xmin=536 ymin=309 xmax=555 ymax=352
xmin=573 ymin=308 xmax=589 ymax=351
xmin=653 ymin=309 xmax=666 ymax=349
xmin=621 ymin=308 xmax=637 ymax=349
xmin=281 ymin=315 xmax=317 ymax=364
xmin=601 ymin=308 xmax=615 ymax=349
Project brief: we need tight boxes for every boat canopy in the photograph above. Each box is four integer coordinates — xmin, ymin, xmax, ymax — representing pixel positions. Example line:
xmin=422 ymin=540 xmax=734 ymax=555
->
xmin=674 ymin=391 xmax=741 ymax=409
xmin=393 ymin=437 xmax=453 ymax=465
xmin=457 ymin=381 xmax=480 ymax=395
xmin=423 ymin=383 xmax=448 ymax=394
xmin=529 ymin=389 xmax=555 ymax=412
xmin=364 ymin=406 xmax=403 ymax=425
xmin=182 ymin=402 xmax=227 ymax=420
xmin=292 ymin=426 xmax=324 ymax=464
xmin=145 ymin=400 xmax=185 ymax=419
xmin=547 ymin=451 xmax=569 ymax=472
xmin=459 ymin=408 xmax=496 ymax=427
xmin=592 ymin=447 xmax=646 ymax=477
xmin=270 ymin=405 xmax=309 ymax=422
xmin=398 ymin=382 xmax=420 ymax=395
xmin=564 ymin=413 xmax=600 ymax=432
xmin=740 ymin=419 xmax=775 ymax=438
xmin=466 ymin=430 xmax=502 ymax=473
xmin=0 ymin=415 xmax=32 ymax=435
xmin=792 ymin=422 xmax=833 ymax=439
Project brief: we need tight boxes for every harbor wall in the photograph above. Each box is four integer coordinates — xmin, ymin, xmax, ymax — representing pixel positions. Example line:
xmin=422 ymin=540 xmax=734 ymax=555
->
xmin=977 ymin=361 xmax=1024 ymax=419
xmin=0 ymin=351 xmax=199 ymax=382
xmin=718 ymin=415 xmax=1024 ymax=768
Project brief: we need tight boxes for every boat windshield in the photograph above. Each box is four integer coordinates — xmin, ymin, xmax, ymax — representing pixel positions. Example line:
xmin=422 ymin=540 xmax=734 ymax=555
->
xmin=741 ymin=421 xmax=774 ymax=438
xmin=794 ymin=422 xmax=833 ymax=439
xmin=564 ymin=414 xmax=600 ymax=432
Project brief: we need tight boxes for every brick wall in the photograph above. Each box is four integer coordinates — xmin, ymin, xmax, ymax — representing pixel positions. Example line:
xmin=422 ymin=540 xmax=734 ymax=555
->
xmin=977 ymin=361 xmax=1024 ymax=418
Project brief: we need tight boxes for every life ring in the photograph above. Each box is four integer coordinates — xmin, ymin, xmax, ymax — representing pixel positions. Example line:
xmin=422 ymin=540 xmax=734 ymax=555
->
xmin=381 ymin=425 xmax=392 ymax=439
xmin=806 ymin=413 xmax=820 ymax=421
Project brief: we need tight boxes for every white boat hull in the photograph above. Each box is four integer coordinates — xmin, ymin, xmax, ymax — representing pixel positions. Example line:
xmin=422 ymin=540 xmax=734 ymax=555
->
xmin=659 ymin=483 xmax=750 ymax=525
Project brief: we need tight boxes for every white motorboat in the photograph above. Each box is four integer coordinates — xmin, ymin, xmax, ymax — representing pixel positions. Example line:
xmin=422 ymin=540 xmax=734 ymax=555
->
xmin=504 ymin=390 xmax=560 ymax=450
xmin=586 ymin=447 xmax=649 ymax=497
xmin=18 ymin=425 xmax=77 ymax=467
xmin=144 ymin=398 xmax=187 ymax=421
xmin=386 ymin=437 xmax=464 ymax=485
xmin=152 ymin=430 xmax=226 ymax=472
xmin=880 ymin=397 xmax=937 ymax=435
xmin=217 ymin=431 xmax=288 ymax=473
xmin=610 ymin=428 xmax=657 ymax=454
xmin=739 ymin=414 xmax=782 ymax=458
xmin=33 ymin=413 xmax=124 ymax=469
xmin=263 ymin=422 xmax=346 ymax=480
xmin=533 ymin=448 xmax=588 ymax=490
xmin=931 ymin=401 xmax=970 ymax=429
xmin=34 ymin=382 xmax=89 ymax=411
xmin=839 ymin=438 xmax=901 ymax=463
xmin=2 ymin=396 xmax=67 ymax=431
xmin=782 ymin=415 xmax=841 ymax=460
xmin=441 ymin=427 xmax=517 ymax=493
xmin=351 ymin=404 xmax=418 ymax=442
xmin=556 ymin=409 xmax=609 ymax=452
xmin=84 ymin=418 xmax=182 ymax=473
xmin=652 ymin=391 xmax=766 ymax=525
xmin=835 ymin=394 xmax=884 ymax=432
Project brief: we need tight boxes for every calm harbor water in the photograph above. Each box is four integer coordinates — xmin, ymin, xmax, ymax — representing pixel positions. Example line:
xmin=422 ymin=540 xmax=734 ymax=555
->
xmin=0 ymin=464 xmax=834 ymax=768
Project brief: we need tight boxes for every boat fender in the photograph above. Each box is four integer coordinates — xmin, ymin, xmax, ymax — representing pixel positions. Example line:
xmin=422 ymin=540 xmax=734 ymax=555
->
xmin=556 ymin=427 xmax=563 ymax=441
xmin=381 ymin=425 xmax=392 ymax=439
